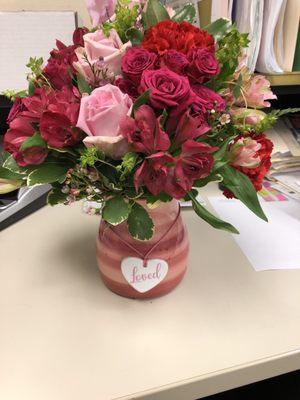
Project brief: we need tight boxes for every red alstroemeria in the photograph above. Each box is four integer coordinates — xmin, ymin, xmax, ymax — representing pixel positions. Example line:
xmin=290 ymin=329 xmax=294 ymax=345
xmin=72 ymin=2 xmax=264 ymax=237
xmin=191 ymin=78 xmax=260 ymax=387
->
xmin=121 ymin=105 xmax=170 ymax=154
xmin=174 ymin=140 xmax=217 ymax=192
xmin=134 ymin=152 xmax=173 ymax=195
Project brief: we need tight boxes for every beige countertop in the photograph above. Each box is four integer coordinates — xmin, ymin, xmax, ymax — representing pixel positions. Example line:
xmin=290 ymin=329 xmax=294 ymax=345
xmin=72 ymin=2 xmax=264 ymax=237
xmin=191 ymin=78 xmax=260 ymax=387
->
xmin=1 ymin=188 xmax=300 ymax=400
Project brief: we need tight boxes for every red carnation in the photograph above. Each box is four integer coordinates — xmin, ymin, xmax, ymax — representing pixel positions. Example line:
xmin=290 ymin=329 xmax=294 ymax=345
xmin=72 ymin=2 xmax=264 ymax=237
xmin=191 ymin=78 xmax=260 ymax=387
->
xmin=142 ymin=20 xmax=215 ymax=56
xmin=223 ymin=133 xmax=273 ymax=198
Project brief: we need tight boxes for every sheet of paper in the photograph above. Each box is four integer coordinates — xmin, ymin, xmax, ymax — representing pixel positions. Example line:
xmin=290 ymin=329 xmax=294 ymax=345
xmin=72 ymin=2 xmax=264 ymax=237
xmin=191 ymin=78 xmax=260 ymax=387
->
xmin=0 ymin=11 xmax=76 ymax=92
xmin=209 ymin=196 xmax=300 ymax=271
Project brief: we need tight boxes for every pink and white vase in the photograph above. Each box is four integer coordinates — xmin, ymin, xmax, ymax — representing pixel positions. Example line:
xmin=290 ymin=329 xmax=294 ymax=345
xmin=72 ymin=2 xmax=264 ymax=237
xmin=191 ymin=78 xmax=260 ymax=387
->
xmin=96 ymin=200 xmax=189 ymax=299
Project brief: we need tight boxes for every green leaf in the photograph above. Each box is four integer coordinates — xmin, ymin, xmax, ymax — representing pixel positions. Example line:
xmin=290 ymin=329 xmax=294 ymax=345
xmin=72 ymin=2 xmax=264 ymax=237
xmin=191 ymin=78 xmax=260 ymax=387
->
xmin=146 ymin=192 xmax=172 ymax=205
xmin=126 ymin=27 xmax=144 ymax=46
xmin=20 ymin=132 xmax=46 ymax=151
xmin=275 ymin=108 xmax=300 ymax=117
xmin=0 ymin=166 xmax=24 ymax=180
xmin=142 ymin=0 xmax=170 ymax=29
xmin=27 ymin=163 xmax=71 ymax=186
xmin=28 ymin=80 xmax=35 ymax=96
xmin=204 ymin=18 xmax=232 ymax=41
xmin=127 ymin=202 xmax=154 ymax=241
xmin=3 ymin=155 xmax=26 ymax=174
xmin=77 ymin=74 xmax=92 ymax=95
xmin=232 ymin=73 xmax=243 ymax=99
xmin=187 ymin=191 xmax=239 ymax=234
xmin=193 ymin=174 xmax=220 ymax=187
xmin=132 ymin=89 xmax=150 ymax=115
xmin=172 ymin=4 xmax=196 ymax=23
xmin=102 ymin=195 xmax=131 ymax=226
xmin=47 ymin=186 xmax=67 ymax=206
xmin=220 ymin=164 xmax=268 ymax=221
xmin=213 ymin=135 xmax=236 ymax=161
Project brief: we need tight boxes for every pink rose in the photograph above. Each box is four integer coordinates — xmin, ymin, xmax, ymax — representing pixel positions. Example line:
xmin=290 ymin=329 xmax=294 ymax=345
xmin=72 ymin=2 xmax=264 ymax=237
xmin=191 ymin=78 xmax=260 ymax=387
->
xmin=140 ymin=68 xmax=191 ymax=109
xmin=122 ymin=48 xmax=157 ymax=85
xmin=187 ymin=49 xmax=220 ymax=84
xmin=192 ymin=84 xmax=225 ymax=112
xmin=86 ymin=0 xmax=117 ymax=27
xmin=82 ymin=29 xmax=131 ymax=75
xmin=77 ymin=84 xmax=133 ymax=159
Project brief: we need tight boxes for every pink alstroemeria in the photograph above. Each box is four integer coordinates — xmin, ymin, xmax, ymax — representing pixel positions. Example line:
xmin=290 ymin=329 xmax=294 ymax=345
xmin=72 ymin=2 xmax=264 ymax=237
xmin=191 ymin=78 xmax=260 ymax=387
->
xmin=86 ymin=0 xmax=117 ymax=27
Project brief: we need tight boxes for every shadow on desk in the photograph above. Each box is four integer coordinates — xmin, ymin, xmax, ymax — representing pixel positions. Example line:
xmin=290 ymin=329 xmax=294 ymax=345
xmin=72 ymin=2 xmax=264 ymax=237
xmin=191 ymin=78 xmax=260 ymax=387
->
xmin=202 ymin=370 xmax=300 ymax=400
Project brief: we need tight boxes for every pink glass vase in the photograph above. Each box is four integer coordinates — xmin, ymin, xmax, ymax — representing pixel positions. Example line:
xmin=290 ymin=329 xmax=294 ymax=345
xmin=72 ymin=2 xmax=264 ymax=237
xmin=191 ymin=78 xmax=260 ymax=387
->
xmin=96 ymin=200 xmax=189 ymax=299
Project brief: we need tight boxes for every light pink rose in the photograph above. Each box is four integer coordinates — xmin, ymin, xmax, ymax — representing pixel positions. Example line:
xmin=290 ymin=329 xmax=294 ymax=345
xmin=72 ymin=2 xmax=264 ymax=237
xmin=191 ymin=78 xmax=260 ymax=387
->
xmin=86 ymin=0 xmax=117 ymax=26
xmin=83 ymin=29 xmax=131 ymax=75
xmin=230 ymin=107 xmax=267 ymax=125
xmin=230 ymin=137 xmax=262 ymax=168
xmin=77 ymin=84 xmax=133 ymax=159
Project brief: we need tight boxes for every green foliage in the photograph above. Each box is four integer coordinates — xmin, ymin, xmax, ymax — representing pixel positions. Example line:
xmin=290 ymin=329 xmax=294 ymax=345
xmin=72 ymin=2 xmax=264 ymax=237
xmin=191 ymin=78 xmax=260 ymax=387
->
xmin=146 ymin=192 xmax=172 ymax=205
xmin=216 ymin=27 xmax=249 ymax=84
xmin=102 ymin=0 xmax=140 ymax=43
xmin=204 ymin=18 xmax=232 ymax=42
xmin=142 ymin=0 xmax=170 ymax=29
xmin=102 ymin=195 xmax=131 ymax=225
xmin=232 ymin=73 xmax=243 ymax=99
xmin=26 ymin=57 xmax=44 ymax=77
xmin=27 ymin=162 xmax=72 ymax=186
xmin=187 ymin=190 xmax=239 ymax=234
xmin=0 ymin=166 xmax=24 ymax=181
xmin=47 ymin=185 xmax=68 ymax=206
xmin=127 ymin=202 xmax=154 ymax=240
xmin=77 ymin=74 xmax=92 ymax=95
xmin=80 ymin=146 xmax=103 ymax=167
xmin=132 ymin=89 xmax=151 ymax=115
xmin=1 ymin=89 xmax=27 ymax=101
xmin=20 ymin=132 xmax=47 ymax=151
xmin=126 ymin=27 xmax=144 ymax=46
xmin=116 ymin=152 xmax=139 ymax=181
xmin=220 ymin=165 xmax=268 ymax=221
xmin=172 ymin=4 xmax=196 ymax=23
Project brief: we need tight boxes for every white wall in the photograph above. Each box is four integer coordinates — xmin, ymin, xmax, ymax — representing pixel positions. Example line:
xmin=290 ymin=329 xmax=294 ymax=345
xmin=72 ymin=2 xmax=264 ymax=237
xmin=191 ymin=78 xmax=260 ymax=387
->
xmin=0 ymin=0 xmax=90 ymax=27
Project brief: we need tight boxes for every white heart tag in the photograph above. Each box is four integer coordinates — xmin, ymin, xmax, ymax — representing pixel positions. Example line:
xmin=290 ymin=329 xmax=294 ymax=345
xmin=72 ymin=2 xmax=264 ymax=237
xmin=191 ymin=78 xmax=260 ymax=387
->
xmin=121 ymin=257 xmax=169 ymax=293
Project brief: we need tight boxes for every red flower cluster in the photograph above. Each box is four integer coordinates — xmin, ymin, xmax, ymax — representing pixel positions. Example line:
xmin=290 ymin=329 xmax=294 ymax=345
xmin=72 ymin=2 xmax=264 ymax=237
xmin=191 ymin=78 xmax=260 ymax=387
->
xmin=224 ymin=133 xmax=273 ymax=198
xmin=43 ymin=27 xmax=88 ymax=90
xmin=4 ymin=86 xmax=82 ymax=166
xmin=142 ymin=20 xmax=215 ymax=55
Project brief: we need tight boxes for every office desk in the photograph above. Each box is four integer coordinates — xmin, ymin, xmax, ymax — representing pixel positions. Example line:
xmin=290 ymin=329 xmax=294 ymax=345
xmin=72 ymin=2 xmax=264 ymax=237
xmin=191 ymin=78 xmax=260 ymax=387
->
xmin=1 ymin=188 xmax=300 ymax=400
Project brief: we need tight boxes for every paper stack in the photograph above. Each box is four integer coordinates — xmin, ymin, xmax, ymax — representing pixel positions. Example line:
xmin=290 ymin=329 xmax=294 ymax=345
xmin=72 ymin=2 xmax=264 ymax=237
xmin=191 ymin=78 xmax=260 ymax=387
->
xmin=265 ymin=118 xmax=300 ymax=201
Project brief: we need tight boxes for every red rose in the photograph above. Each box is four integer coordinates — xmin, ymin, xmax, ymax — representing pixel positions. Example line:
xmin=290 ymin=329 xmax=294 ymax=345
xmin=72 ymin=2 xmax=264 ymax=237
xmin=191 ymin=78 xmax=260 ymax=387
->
xmin=6 ymin=98 xmax=27 ymax=124
xmin=122 ymin=47 xmax=157 ymax=85
xmin=223 ymin=133 xmax=273 ymax=198
xmin=160 ymin=50 xmax=189 ymax=75
xmin=187 ymin=48 xmax=220 ymax=84
xmin=121 ymin=105 xmax=170 ymax=154
xmin=192 ymin=85 xmax=225 ymax=112
xmin=140 ymin=68 xmax=191 ymax=109
xmin=142 ymin=20 xmax=215 ymax=55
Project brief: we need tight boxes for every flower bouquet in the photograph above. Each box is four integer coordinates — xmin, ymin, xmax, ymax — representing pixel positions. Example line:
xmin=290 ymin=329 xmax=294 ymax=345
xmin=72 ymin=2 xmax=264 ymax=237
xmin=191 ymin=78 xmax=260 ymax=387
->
xmin=0 ymin=0 xmax=292 ymax=298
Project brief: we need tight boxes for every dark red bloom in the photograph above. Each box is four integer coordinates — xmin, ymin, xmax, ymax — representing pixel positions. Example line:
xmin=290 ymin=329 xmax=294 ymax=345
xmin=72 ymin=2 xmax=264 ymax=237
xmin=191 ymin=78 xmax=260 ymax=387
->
xmin=72 ymin=27 xmax=89 ymax=46
xmin=142 ymin=20 xmax=215 ymax=55
xmin=192 ymin=85 xmax=225 ymax=112
xmin=120 ymin=105 xmax=170 ymax=154
xmin=160 ymin=50 xmax=189 ymax=75
xmin=122 ymin=47 xmax=157 ymax=85
xmin=7 ymin=97 xmax=27 ymax=124
xmin=170 ymin=110 xmax=210 ymax=145
xmin=40 ymin=112 xmax=81 ymax=148
xmin=169 ymin=140 xmax=216 ymax=195
xmin=134 ymin=153 xmax=173 ymax=195
xmin=115 ymin=77 xmax=139 ymax=100
xmin=187 ymin=48 xmax=220 ymax=84
xmin=140 ymin=68 xmax=191 ymax=109
xmin=224 ymin=134 xmax=273 ymax=198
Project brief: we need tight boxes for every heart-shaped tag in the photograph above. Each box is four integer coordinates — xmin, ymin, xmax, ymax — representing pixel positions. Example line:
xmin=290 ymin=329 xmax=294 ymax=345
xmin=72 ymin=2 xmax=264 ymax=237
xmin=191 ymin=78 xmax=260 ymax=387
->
xmin=121 ymin=257 xmax=169 ymax=293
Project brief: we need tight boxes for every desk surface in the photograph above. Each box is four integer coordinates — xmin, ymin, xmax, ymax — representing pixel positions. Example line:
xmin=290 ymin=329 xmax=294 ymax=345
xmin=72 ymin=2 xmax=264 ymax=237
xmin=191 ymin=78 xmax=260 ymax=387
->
xmin=1 ymin=187 xmax=300 ymax=400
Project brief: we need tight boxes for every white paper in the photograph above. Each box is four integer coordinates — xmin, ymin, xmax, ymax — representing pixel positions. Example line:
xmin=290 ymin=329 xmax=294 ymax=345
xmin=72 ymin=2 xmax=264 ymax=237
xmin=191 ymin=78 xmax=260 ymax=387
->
xmin=209 ymin=197 xmax=300 ymax=271
xmin=0 ymin=11 xmax=76 ymax=92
